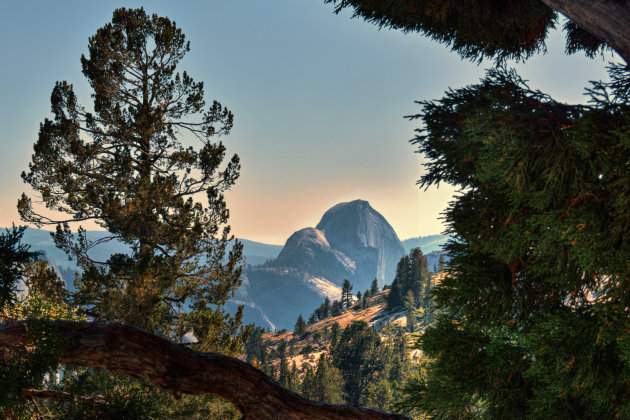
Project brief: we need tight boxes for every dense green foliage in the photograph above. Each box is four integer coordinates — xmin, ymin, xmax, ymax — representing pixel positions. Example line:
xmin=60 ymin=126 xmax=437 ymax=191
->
xmin=324 ymin=0 xmax=608 ymax=62
xmin=403 ymin=66 xmax=630 ymax=418
xmin=0 ymin=228 xmax=88 ymax=416
xmin=387 ymin=248 xmax=431 ymax=313
xmin=300 ymin=354 xmax=345 ymax=404
xmin=330 ymin=321 xmax=382 ymax=405
xmin=19 ymin=7 xmax=244 ymax=342
xmin=0 ymin=226 xmax=36 ymax=308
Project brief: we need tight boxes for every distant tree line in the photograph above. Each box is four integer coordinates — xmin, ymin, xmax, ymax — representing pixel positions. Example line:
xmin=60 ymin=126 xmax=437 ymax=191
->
xmin=245 ymin=319 xmax=422 ymax=415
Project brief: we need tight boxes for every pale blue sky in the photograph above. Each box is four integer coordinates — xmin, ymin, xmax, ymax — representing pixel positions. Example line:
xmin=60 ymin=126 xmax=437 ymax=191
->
xmin=0 ymin=1 xmax=617 ymax=244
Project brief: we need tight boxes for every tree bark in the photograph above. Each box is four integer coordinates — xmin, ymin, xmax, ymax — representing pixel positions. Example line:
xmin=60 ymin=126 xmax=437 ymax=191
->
xmin=0 ymin=320 xmax=408 ymax=420
xmin=542 ymin=0 xmax=630 ymax=64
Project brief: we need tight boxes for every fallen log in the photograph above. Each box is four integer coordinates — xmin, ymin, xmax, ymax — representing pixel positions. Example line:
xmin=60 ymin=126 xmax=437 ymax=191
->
xmin=0 ymin=320 xmax=408 ymax=419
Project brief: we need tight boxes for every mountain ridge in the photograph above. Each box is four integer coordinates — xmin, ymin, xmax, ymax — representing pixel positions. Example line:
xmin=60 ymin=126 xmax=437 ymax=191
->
xmin=6 ymin=203 xmax=446 ymax=330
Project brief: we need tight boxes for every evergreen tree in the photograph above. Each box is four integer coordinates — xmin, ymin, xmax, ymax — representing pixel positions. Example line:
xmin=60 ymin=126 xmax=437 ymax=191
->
xmin=294 ymin=314 xmax=307 ymax=338
xmin=307 ymin=312 xmax=318 ymax=325
xmin=0 ymin=227 xmax=64 ymax=413
xmin=313 ymin=296 xmax=331 ymax=321
xmin=370 ymin=278 xmax=379 ymax=295
xmin=360 ymin=378 xmax=395 ymax=412
xmin=361 ymin=292 xmax=369 ymax=309
xmin=18 ymin=8 xmax=244 ymax=348
xmin=403 ymin=66 xmax=630 ymax=418
xmin=387 ymin=248 xmax=430 ymax=311
xmin=403 ymin=290 xmax=416 ymax=332
xmin=330 ymin=300 xmax=343 ymax=317
xmin=277 ymin=340 xmax=290 ymax=389
xmin=300 ymin=354 xmax=345 ymax=404
xmin=13 ymin=8 xmax=248 ymax=417
xmin=0 ymin=226 xmax=36 ymax=308
xmin=341 ymin=279 xmax=353 ymax=309
xmin=288 ymin=361 xmax=299 ymax=392
xmin=245 ymin=326 xmax=266 ymax=366
xmin=330 ymin=321 xmax=341 ymax=349
xmin=331 ymin=321 xmax=382 ymax=406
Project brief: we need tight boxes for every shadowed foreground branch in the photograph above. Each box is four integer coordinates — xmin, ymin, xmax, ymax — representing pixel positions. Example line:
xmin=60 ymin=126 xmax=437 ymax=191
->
xmin=0 ymin=320 xmax=408 ymax=419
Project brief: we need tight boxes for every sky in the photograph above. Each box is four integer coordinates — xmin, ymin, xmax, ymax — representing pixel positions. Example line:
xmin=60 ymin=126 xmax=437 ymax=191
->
xmin=0 ymin=1 xmax=619 ymax=245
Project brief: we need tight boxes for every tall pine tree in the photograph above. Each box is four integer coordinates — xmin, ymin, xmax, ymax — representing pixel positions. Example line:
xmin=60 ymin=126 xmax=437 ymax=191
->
xmin=18 ymin=8 xmax=245 ymax=351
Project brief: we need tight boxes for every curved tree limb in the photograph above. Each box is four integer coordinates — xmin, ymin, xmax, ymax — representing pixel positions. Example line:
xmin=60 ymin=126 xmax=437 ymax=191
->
xmin=541 ymin=0 xmax=630 ymax=64
xmin=0 ymin=320 xmax=408 ymax=420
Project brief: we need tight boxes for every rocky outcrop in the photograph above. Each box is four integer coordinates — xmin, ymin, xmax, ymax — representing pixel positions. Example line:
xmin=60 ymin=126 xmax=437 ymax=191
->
xmin=315 ymin=200 xmax=405 ymax=290
xmin=238 ymin=200 xmax=406 ymax=330
xmin=275 ymin=228 xmax=356 ymax=283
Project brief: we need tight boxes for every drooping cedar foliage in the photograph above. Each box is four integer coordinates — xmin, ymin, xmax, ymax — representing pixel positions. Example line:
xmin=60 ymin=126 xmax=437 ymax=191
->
xmin=324 ymin=0 xmax=611 ymax=62
xmin=401 ymin=66 xmax=630 ymax=418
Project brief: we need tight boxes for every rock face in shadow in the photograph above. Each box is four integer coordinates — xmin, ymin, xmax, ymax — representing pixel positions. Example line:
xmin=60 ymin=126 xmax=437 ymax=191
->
xmin=315 ymin=200 xmax=404 ymax=289
xmin=238 ymin=200 xmax=406 ymax=330
xmin=275 ymin=227 xmax=356 ymax=284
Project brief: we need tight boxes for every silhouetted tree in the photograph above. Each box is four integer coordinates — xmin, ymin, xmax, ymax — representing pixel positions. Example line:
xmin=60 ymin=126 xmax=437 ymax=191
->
xmin=19 ymin=8 xmax=244 ymax=348
xmin=341 ymin=279 xmax=353 ymax=309
xmin=294 ymin=314 xmax=307 ymax=338
xmin=370 ymin=278 xmax=379 ymax=295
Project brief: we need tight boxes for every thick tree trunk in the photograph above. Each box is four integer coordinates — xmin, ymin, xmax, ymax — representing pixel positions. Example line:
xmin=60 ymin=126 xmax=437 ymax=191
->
xmin=542 ymin=0 xmax=630 ymax=64
xmin=0 ymin=320 xmax=408 ymax=420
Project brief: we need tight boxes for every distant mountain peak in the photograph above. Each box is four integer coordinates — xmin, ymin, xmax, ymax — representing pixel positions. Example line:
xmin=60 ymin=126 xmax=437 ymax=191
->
xmin=315 ymin=200 xmax=405 ymax=287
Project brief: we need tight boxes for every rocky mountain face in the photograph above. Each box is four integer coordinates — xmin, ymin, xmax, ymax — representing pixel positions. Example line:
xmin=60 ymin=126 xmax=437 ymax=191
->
xmin=236 ymin=200 xmax=406 ymax=330
xmin=13 ymin=202 xmax=412 ymax=331
xmin=316 ymin=200 xmax=404 ymax=289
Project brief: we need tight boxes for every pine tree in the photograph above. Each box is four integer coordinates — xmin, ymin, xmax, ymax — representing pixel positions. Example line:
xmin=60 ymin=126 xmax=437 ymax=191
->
xmin=313 ymin=296 xmax=331 ymax=321
xmin=288 ymin=361 xmax=299 ymax=392
xmin=403 ymin=291 xmax=416 ymax=332
xmin=361 ymin=292 xmax=369 ymax=309
xmin=245 ymin=326 xmax=266 ymax=365
xmin=437 ymin=253 xmax=446 ymax=272
xmin=331 ymin=321 xmax=382 ymax=406
xmin=0 ymin=227 xmax=58 ymax=412
xmin=387 ymin=248 xmax=430 ymax=311
xmin=277 ymin=340 xmax=290 ymax=389
xmin=341 ymin=279 xmax=353 ymax=309
xmin=301 ymin=354 xmax=345 ymax=404
xmin=330 ymin=321 xmax=341 ymax=349
xmin=14 ymin=8 xmax=248 ymax=417
xmin=330 ymin=300 xmax=343 ymax=317
xmin=369 ymin=278 xmax=379 ymax=295
xmin=18 ymin=8 xmax=245 ymax=349
xmin=294 ymin=314 xmax=306 ymax=338
xmin=0 ymin=226 xmax=36 ymax=308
